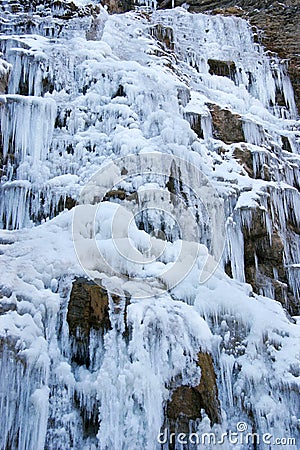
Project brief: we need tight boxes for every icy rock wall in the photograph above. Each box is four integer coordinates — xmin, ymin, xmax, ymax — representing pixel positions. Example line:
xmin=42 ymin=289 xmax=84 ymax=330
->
xmin=148 ymin=9 xmax=300 ymax=310
xmin=0 ymin=1 xmax=300 ymax=449
xmin=158 ymin=0 xmax=300 ymax=114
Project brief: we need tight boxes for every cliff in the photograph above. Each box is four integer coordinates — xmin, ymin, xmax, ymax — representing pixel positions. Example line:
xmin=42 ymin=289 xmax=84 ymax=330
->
xmin=0 ymin=1 xmax=299 ymax=449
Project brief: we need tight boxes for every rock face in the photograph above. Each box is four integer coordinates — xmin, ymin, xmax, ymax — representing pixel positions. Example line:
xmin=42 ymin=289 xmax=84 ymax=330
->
xmin=158 ymin=0 xmax=300 ymax=114
xmin=208 ymin=104 xmax=245 ymax=144
xmin=67 ymin=278 xmax=111 ymax=366
xmin=150 ymin=23 xmax=174 ymax=50
xmin=242 ymin=209 xmax=291 ymax=310
xmin=184 ymin=106 xmax=245 ymax=144
xmin=105 ymin=0 xmax=135 ymax=14
xmin=208 ymin=58 xmax=236 ymax=80
xmin=67 ymin=278 xmax=112 ymax=336
xmin=166 ymin=352 xmax=221 ymax=434
xmin=233 ymin=145 xmax=254 ymax=177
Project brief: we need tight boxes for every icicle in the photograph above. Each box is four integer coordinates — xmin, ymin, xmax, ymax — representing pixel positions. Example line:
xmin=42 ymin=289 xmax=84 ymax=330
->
xmin=242 ymin=121 xmax=265 ymax=147
xmin=225 ymin=216 xmax=245 ymax=282
xmin=201 ymin=113 xmax=213 ymax=141
xmin=0 ymin=95 xmax=56 ymax=165
xmin=219 ymin=352 xmax=235 ymax=408
xmin=0 ymin=181 xmax=31 ymax=229
xmin=0 ymin=318 xmax=50 ymax=450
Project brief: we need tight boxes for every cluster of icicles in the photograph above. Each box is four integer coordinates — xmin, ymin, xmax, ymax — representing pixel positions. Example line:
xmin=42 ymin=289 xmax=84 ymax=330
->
xmin=0 ymin=2 xmax=299 ymax=450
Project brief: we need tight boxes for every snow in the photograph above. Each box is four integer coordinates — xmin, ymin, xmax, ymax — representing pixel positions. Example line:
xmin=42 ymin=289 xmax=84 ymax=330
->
xmin=0 ymin=3 xmax=299 ymax=450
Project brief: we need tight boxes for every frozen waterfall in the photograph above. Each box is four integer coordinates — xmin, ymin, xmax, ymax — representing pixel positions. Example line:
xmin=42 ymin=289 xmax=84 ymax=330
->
xmin=0 ymin=1 xmax=299 ymax=449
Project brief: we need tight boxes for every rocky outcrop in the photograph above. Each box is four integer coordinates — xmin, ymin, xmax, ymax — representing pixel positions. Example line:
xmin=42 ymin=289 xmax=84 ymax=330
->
xmin=241 ymin=209 xmax=288 ymax=305
xmin=183 ymin=111 xmax=204 ymax=139
xmin=67 ymin=277 xmax=111 ymax=365
xmin=185 ymin=104 xmax=245 ymax=143
xmin=208 ymin=59 xmax=236 ymax=80
xmin=166 ymin=353 xmax=221 ymax=434
xmin=67 ymin=278 xmax=112 ymax=336
xmin=245 ymin=4 xmax=300 ymax=114
xmin=208 ymin=104 xmax=245 ymax=144
xmin=233 ymin=145 xmax=254 ymax=177
xmin=102 ymin=0 xmax=134 ymax=14
xmin=150 ymin=23 xmax=174 ymax=50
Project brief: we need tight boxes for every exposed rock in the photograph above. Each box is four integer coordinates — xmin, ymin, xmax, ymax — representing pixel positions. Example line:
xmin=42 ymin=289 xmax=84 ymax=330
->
xmin=211 ymin=5 xmax=244 ymax=16
xmin=103 ymin=188 xmax=138 ymax=203
xmin=56 ymin=195 xmax=76 ymax=213
xmin=240 ymin=207 xmax=298 ymax=313
xmin=112 ymin=84 xmax=126 ymax=99
xmin=233 ymin=145 xmax=254 ymax=177
xmin=243 ymin=2 xmax=300 ymax=115
xmin=166 ymin=352 xmax=221 ymax=433
xmin=207 ymin=103 xmax=245 ymax=144
xmin=102 ymin=0 xmax=134 ymax=14
xmin=183 ymin=111 xmax=203 ymax=139
xmin=103 ymin=188 xmax=127 ymax=201
xmin=67 ymin=277 xmax=111 ymax=365
xmin=281 ymin=135 xmax=292 ymax=153
xmin=150 ymin=23 xmax=174 ymax=50
xmin=67 ymin=277 xmax=111 ymax=336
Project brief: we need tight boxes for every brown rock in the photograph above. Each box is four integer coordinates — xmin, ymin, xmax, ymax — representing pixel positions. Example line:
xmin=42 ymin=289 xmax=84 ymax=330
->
xmin=150 ymin=24 xmax=174 ymax=50
xmin=103 ymin=188 xmax=127 ymax=201
xmin=67 ymin=277 xmax=112 ymax=366
xmin=208 ymin=59 xmax=236 ymax=80
xmin=183 ymin=111 xmax=204 ymax=139
xmin=103 ymin=188 xmax=138 ymax=203
xmin=207 ymin=103 xmax=245 ymax=144
xmin=67 ymin=277 xmax=111 ymax=337
xmin=233 ymin=145 xmax=254 ymax=177
xmin=240 ymin=207 xmax=296 ymax=311
xmin=102 ymin=0 xmax=134 ymax=14
xmin=166 ymin=352 xmax=221 ymax=433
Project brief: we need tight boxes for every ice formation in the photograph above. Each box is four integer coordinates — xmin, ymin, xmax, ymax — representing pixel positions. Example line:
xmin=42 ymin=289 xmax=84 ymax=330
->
xmin=0 ymin=1 xmax=299 ymax=449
